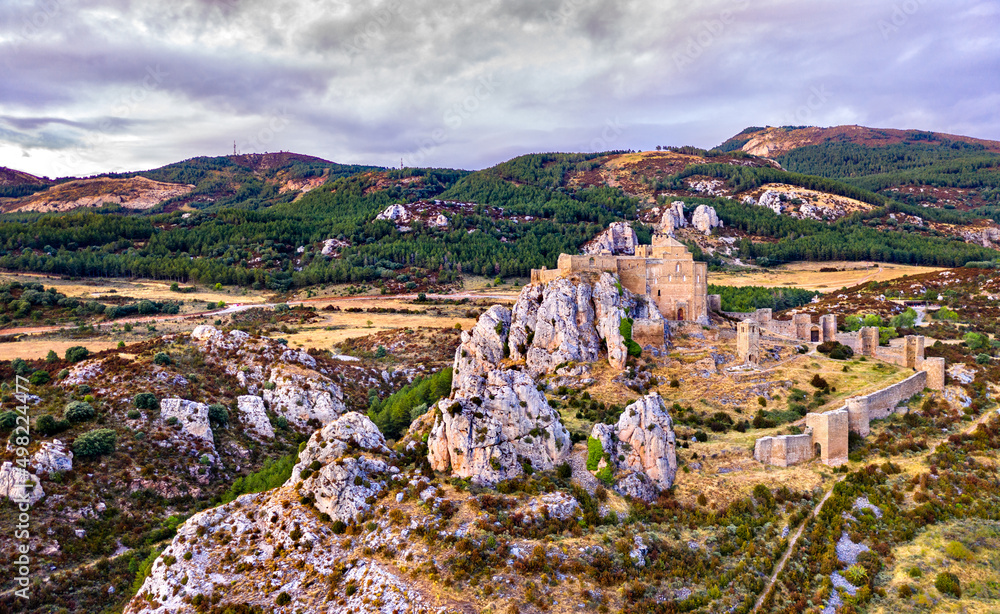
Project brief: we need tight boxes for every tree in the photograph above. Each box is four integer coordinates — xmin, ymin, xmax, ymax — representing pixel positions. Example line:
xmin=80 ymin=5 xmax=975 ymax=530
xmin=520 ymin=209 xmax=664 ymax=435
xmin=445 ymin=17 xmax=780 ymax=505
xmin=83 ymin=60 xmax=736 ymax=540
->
xmin=134 ymin=392 xmax=159 ymax=410
xmin=64 ymin=401 xmax=95 ymax=423
xmin=65 ymin=346 xmax=90 ymax=363
xmin=208 ymin=404 xmax=229 ymax=425
xmin=73 ymin=428 xmax=117 ymax=457
xmin=45 ymin=350 xmax=58 ymax=363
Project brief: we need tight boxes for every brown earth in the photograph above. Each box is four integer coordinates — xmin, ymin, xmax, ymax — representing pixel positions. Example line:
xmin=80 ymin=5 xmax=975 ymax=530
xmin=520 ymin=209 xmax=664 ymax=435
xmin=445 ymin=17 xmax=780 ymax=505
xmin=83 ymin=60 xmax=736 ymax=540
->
xmin=3 ymin=176 xmax=194 ymax=213
xmin=735 ymin=125 xmax=1000 ymax=159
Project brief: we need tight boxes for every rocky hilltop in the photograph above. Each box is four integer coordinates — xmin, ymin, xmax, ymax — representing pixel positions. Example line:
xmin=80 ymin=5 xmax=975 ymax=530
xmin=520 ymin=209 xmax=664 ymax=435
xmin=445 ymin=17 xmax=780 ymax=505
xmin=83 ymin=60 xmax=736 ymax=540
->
xmin=2 ymin=176 xmax=195 ymax=213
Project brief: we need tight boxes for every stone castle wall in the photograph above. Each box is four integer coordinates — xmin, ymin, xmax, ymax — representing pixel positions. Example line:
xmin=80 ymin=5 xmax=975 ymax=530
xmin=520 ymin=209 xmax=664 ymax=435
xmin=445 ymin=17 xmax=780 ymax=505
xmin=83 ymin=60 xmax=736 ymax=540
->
xmin=753 ymin=433 xmax=814 ymax=467
xmin=806 ymin=409 xmax=849 ymax=466
xmin=632 ymin=319 xmax=666 ymax=349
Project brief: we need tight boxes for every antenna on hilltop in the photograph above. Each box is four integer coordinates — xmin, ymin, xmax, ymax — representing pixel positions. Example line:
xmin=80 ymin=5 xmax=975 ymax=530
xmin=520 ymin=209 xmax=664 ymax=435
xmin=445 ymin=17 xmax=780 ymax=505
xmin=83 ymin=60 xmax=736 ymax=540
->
xmin=233 ymin=141 xmax=237 ymax=156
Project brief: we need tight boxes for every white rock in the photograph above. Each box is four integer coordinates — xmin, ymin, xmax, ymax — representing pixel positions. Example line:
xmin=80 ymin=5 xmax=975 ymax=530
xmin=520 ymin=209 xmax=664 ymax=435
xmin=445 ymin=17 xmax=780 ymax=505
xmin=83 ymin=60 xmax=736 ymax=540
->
xmin=691 ymin=204 xmax=722 ymax=234
xmin=159 ymin=399 xmax=214 ymax=443
xmin=32 ymin=439 xmax=73 ymax=474
xmin=263 ymin=364 xmax=346 ymax=428
xmin=236 ymin=396 xmax=274 ymax=439
xmin=660 ymin=201 xmax=687 ymax=234
xmin=0 ymin=461 xmax=44 ymax=505
xmin=582 ymin=221 xmax=638 ymax=255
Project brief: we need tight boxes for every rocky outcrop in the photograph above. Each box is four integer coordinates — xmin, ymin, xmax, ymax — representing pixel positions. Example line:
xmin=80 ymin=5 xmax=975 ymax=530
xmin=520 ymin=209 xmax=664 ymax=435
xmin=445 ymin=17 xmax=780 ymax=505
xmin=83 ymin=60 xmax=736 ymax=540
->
xmin=236 ymin=395 xmax=274 ymax=439
xmin=375 ymin=203 xmax=409 ymax=223
xmin=262 ymin=364 xmax=346 ymax=428
xmin=160 ymin=399 xmax=213 ymax=443
xmin=31 ymin=439 xmax=73 ymax=474
xmin=691 ymin=204 xmax=722 ymax=234
xmin=429 ymin=366 xmax=570 ymax=484
xmin=582 ymin=221 xmax=638 ymax=255
xmin=0 ymin=461 xmax=43 ymax=505
xmin=745 ymin=190 xmax=785 ymax=214
xmin=290 ymin=412 xmax=393 ymax=523
xmin=660 ymin=201 xmax=687 ymax=234
xmin=590 ymin=393 xmax=677 ymax=501
xmin=508 ymin=272 xmax=654 ymax=375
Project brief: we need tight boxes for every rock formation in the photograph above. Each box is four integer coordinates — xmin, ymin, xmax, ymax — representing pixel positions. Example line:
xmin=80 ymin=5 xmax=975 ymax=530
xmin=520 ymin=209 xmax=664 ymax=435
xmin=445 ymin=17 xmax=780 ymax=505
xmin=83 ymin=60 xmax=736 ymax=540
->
xmin=263 ymin=364 xmax=346 ymax=428
xmin=590 ymin=393 xmax=677 ymax=501
xmin=508 ymin=272 xmax=658 ymax=375
xmin=160 ymin=398 xmax=214 ymax=443
xmin=582 ymin=221 xmax=638 ymax=255
xmin=660 ymin=201 xmax=687 ymax=234
xmin=31 ymin=439 xmax=73 ymax=474
xmin=691 ymin=204 xmax=722 ymax=234
xmin=0 ymin=461 xmax=44 ymax=505
xmin=290 ymin=412 xmax=393 ymax=523
xmin=236 ymin=395 xmax=274 ymax=439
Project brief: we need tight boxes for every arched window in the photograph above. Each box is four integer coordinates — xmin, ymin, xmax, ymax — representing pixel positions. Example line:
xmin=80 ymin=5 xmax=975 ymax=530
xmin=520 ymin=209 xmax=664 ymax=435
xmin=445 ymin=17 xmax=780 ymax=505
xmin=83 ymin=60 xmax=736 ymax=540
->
xmin=675 ymin=263 xmax=680 ymax=273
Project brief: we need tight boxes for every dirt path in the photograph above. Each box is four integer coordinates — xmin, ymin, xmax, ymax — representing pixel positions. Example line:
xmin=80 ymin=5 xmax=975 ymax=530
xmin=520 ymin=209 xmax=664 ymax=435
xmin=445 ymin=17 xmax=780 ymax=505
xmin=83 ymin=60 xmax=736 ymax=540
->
xmin=753 ymin=478 xmax=843 ymax=613
xmin=753 ymin=406 xmax=998 ymax=612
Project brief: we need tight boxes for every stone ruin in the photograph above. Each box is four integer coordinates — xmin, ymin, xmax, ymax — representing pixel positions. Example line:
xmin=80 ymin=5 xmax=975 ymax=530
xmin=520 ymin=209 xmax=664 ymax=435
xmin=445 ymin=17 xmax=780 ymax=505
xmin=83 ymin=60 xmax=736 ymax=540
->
xmin=737 ymin=319 xmax=762 ymax=367
xmin=755 ymin=334 xmax=946 ymax=468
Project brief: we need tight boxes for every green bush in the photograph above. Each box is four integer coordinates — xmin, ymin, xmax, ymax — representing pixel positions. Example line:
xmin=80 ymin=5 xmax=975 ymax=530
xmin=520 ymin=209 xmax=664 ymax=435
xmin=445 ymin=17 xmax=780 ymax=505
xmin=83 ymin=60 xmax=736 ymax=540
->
xmin=208 ymin=404 xmax=229 ymax=425
xmin=133 ymin=392 xmax=159 ymax=410
xmin=64 ymin=401 xmax=96 ymax=423
xmin=45 ymin=350 xmax=58 ymax=363
xmin=73 ymin=428 xmax=117 ymax=457
xmin=64 ymin=346 xmax=90 ymax=363
xmin=0 ymin=410 xmax=17 ymax=431
xmin=153 ymin=352 xmax=172 ymax=366
xmin=595 ymin=465 xmax=613 ymax=485
xmin=935 ymin=571 xmax=961 ymax=598
xmin=127 ymin=409 xmax=141 ymax=420
xmin=220 ymin=452 xmax=298 ymax=505
xmin=586 ymin=437 xmax=604 ymax=471
xmin=275 ymin=592 xmax=291 ymax=606
xmin=619 ymin=318 xmax=642 ymax=357
xmin=368 ymin=368 xmax=452 ymax=439
xmin=37 ymin=415 xmax=70 ymax=436
xmin=976 ymin=353 xmax=990 ymax=365
xmin=29 ymin=370 xmax=50 ymax=386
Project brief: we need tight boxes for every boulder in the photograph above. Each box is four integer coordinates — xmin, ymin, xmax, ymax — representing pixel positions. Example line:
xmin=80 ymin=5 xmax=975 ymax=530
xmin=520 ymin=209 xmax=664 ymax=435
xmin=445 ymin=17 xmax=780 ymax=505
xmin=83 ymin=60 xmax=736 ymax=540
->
xmin=428 ymin=368 xmax=571 ymax=484
xmin=691 ymin=204 xmax=722 ymax=234
xmin=236 ymin=395 xmax=274 ymax=439
xmin=589 ymin=393 xmax=677 ymax=501
xmin=375 ymin=203 xmax=409 ymax=222
xmin=262 ymin=363 xmax=346 ymax=428
xmin=0 ymin=461 xmax=44 ymax=505
xmin=159 ymin=399 xmax=213 ymax=443
xmin=32 ymin=439 xmax=73 ymax=474
xmin=582 ymin=221 xmax=638 ymax=255
xmin=290 ymin=412 xmax=391 ymax=523
xmin=660 ymin=201 xmax=687 ymax=234
xmin=452 ymin=305 xmax=511 ymax=391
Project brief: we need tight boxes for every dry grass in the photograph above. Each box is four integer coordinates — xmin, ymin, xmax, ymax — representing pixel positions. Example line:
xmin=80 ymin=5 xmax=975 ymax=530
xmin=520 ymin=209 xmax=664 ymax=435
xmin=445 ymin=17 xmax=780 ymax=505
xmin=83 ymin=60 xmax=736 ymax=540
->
xmin=713 ymin=261 xmax=946 ymax=292
xmin=871 ymin=519 xmax=1000 ymax=614
xmin=0 ymin=272 xmax=270 ymax=305
xmin=0 ymin=339 xmax=123 ymax=360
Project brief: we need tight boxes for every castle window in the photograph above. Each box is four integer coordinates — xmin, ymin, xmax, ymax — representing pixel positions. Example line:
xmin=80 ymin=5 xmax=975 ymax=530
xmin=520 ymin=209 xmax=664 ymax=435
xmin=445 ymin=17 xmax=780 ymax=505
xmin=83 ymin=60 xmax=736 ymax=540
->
xmin=675 ymin=263 xmax=680 ymax=273
xmin=657 ymin=290 xmax=661 ymax=296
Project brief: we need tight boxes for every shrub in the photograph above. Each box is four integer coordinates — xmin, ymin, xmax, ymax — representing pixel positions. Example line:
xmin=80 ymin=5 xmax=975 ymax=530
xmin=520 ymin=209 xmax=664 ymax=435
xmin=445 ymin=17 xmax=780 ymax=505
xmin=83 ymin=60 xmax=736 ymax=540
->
xmin=275 ymin=592 xmax=291 ymax=606
xmin=208 ymin=404 xmax=229 ymax=425
xmin=37 ymin=415 xmax=70 ymax=436
xmin=595 ymin=465 xmax=613 ymax=485
xmin=127 ymin=409 xmax=141 ymax=420
xmin=73 ymin=428 xmax=117 ymax=457
xmin=586 ymin=437 xmax=604 ymax=471
xmin=810 ymin=374 xmax=829 ymax=389
xmin=844 ymin=564 xmax=868 ymax=586
xmin=64 ymin=401 xmax=95 ymax=423
xmin=57 ymin=369 xmax=68 ymax=379
xmin=0 ymin=411 xmax=17 ymax=430
xmin=976 ymin=353 xmax=990 ymax=365
xmin=45 ymin=350 xmax=58 ymax=363
xmin=908 ymin=566 xmax=923 ymax=579
xmin=934 ymin=571 xmax=961 ymax=598
xmin=153 ymin=352 xmax=172 ymax=366
xmin=945 ymin=541 xmax=974 ymax=561
xmin=64 ymin=346 xmax=90 ymax=363
xmin=133 ymin=392 xmax=159 ymax=410
xmin=697 ymin=493 xmax=708 ymax=506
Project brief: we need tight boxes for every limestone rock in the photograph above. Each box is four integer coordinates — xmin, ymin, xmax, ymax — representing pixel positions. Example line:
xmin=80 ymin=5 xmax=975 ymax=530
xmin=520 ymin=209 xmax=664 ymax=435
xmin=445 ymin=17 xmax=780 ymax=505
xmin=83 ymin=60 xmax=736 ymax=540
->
xmin=235 ymin=395 xmax=274 ymax=439
xmin=0 ymin=461 xmax=44 ymax=505
xmin=263 ymin=363 xmax=346 ymax=428
xmin=582 ymin=221 xmax=638 ymax=255
xmin=32 ymin=439 xmax=73 ymax=474
xmin=508 ymin=273 xmax=638 ymax=376
xmin=428 ymin=368 xmax=571 ymax=485
xmin=660 ymin=201 xmax=687 ymax=234
xmin=430 ymin=213 xmax=449 ymax=227
xmin=375 ymin=203 xmax=409 ymax=223
xmin=691 ymin=204 xmax=722 ymax=235
xmin=290 ymin=412 xmax=391 ymax=523
xmin=590 ymin=393 xmax=677 ymax=501
xmin=452 ymin=305 xmax=511 ymax=391
xmin=159 ymin=399 xmax=213 ymax=443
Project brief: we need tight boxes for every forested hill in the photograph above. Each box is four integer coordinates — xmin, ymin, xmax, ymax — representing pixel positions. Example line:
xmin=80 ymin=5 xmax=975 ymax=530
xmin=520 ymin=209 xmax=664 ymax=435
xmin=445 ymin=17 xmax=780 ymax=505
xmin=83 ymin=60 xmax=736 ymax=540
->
xmin=1 ymin=133 xmax=1000 ymax=291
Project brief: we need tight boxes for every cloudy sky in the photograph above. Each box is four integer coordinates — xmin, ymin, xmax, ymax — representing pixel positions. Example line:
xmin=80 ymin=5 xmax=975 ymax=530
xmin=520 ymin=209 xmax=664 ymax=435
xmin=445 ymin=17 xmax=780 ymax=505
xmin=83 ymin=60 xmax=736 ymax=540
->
xmin=2 ymin=0 xmax=999 ymax=178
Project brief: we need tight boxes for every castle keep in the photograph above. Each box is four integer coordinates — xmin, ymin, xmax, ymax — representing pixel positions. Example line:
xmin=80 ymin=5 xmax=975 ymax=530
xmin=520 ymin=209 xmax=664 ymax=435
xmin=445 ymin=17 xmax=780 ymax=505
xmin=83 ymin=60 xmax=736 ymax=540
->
xmin=531 ymin=233 xmax=709 ymax=323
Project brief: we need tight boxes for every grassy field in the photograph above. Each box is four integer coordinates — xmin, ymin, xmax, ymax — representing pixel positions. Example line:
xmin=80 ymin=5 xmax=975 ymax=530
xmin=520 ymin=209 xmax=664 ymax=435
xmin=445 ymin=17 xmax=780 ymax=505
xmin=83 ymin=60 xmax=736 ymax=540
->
xmin=871 ymin=519 xmax=1000 ymax=614
xmin=0 ymin=272 xmax=271 ymax=306
xmin=712 ymin=261 xmax=946 ymax=292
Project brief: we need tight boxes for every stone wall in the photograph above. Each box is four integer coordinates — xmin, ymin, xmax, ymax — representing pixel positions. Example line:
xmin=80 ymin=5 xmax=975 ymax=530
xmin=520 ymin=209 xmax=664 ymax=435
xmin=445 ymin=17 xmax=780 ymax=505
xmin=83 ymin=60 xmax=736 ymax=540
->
xmin=862 ymin=371 xmax=927 ymax=419
xmin=707 ymin=294 xmax=722 ymax=312
xmin=805 ymin=409 xmax=849 ymax=466
xmin=924 ymin=357 xmax=946 ymax=390
xmin=737 ymin=319 xmax=761 ymax=367
xmin=753 ymin=434 xmax=814 ymax=467
xmin=632 ymin=319 xmax=666 ymax=349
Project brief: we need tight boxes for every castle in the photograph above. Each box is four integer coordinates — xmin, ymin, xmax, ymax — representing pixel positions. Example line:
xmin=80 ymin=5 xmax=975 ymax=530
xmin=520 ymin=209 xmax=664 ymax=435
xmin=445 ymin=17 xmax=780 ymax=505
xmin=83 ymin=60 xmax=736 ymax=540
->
xmin=530 ymin=233 xmax=709 ymax=323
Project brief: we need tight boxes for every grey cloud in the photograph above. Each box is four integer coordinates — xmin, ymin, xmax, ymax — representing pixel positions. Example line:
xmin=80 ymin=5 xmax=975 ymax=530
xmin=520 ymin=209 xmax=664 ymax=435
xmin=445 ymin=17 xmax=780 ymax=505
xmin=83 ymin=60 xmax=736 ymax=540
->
xmin=0 ymin=0 xmax=997 ymax=176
